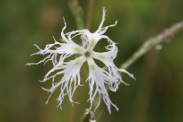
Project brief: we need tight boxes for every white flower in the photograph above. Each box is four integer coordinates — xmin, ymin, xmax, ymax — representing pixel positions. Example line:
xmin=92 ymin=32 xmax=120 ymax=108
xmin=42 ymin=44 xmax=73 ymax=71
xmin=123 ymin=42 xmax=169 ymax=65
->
xmin=27 ymin=8 xmax=135 ymax=114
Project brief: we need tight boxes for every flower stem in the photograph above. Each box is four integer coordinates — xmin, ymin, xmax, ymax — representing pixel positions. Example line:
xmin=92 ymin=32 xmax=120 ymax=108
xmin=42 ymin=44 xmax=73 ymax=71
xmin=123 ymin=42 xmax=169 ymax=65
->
xmin=120 ymin=21 xmax=183 ymax=69
xmin=85 ymin=0 xmax=95 ymax=29
xmin=68 ymin=0 xmax=84 ymax=29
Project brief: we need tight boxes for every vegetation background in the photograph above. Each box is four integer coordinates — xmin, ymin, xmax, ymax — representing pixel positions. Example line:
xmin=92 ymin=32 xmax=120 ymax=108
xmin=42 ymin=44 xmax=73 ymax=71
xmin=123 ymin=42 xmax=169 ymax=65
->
xmin=0 ymin=0 xmax=183 ymax=122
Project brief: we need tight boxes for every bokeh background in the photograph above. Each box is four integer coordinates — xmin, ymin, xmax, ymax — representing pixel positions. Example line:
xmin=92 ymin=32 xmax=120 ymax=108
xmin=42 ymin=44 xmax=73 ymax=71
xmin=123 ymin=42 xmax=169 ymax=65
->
xmin=0 ymin=0 xmax=183 ymax=122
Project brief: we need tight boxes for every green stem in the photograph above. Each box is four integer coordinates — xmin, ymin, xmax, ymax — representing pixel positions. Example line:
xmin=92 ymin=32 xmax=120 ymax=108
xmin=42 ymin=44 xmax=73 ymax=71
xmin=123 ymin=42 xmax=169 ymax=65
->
xmin=68 ymin=0 xmax=84 ymax=29
xmin=120 ymin=21 xmax=183 ymax=69
xmin=85 ymin=0 xmax=94 ymax=29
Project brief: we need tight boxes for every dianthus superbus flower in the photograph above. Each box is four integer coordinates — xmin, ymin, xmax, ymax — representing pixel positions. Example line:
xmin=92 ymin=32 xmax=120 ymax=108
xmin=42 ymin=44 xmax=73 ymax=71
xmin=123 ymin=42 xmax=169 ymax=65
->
xmin=27 ymin=8 xmax=135 ymax=114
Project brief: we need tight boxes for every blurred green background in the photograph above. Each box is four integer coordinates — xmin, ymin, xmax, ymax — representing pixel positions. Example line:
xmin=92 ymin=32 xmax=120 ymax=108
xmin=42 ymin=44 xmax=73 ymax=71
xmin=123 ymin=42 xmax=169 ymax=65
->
xmin=0 ymin=0 xmax=183 ymax=122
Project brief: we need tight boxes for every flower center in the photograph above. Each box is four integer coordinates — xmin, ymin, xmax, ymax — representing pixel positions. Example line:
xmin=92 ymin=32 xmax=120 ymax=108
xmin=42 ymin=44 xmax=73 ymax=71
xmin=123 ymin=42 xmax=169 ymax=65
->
xmin=84 ymin=51 xmax=91 ymax=57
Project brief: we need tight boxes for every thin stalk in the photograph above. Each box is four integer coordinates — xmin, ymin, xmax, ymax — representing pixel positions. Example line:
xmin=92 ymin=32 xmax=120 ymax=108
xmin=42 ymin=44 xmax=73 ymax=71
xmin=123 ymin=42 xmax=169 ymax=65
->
xmin=120 ymin=21 xmax=183 ymax=69
xmin=85 ymin=0 xmax=94 ymax=29
xmin=68 ymin=0 xmax=84 ymax=29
